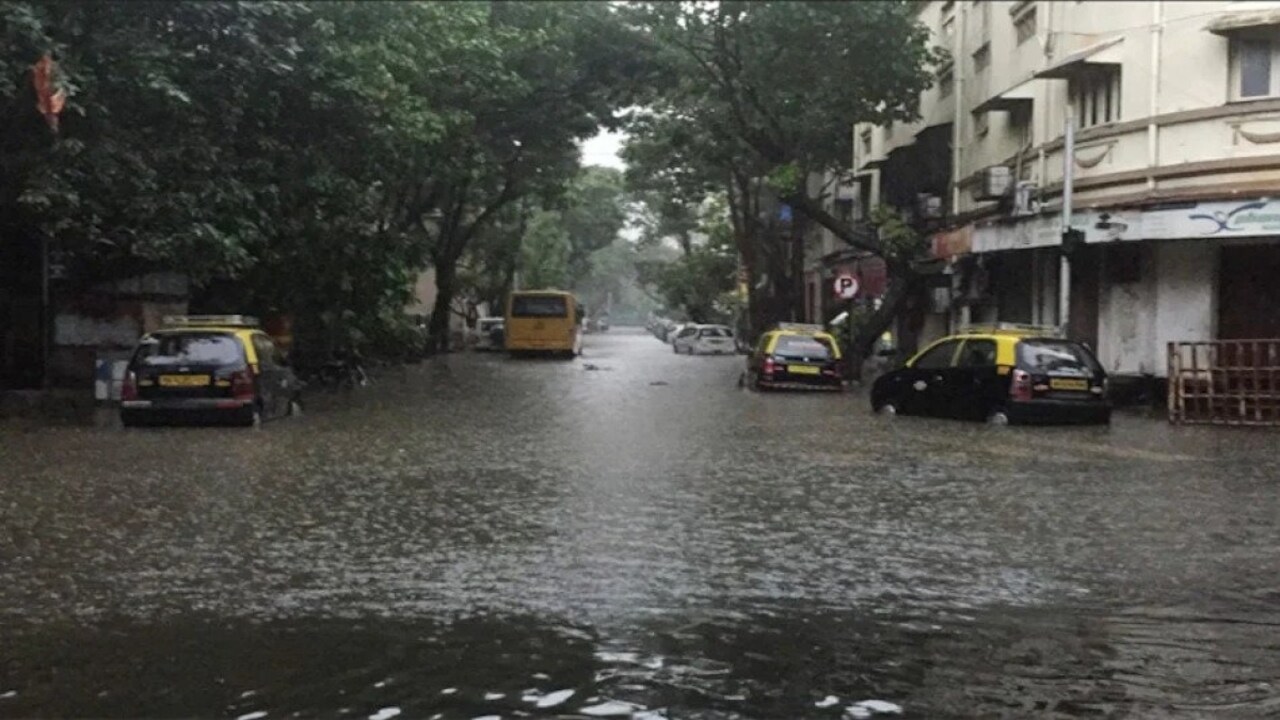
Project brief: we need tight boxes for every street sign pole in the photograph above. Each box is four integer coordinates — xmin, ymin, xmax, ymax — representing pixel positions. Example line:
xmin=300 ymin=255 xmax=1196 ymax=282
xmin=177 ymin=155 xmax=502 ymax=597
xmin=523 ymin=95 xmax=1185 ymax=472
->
xmin=832 ymin=273 xmax=860 ymax=381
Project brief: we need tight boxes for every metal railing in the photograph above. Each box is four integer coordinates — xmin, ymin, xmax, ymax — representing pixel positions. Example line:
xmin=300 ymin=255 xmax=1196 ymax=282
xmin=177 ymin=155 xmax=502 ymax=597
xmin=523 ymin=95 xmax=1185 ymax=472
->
xmin=1168 ymin=340 xmax=1280 ymax=426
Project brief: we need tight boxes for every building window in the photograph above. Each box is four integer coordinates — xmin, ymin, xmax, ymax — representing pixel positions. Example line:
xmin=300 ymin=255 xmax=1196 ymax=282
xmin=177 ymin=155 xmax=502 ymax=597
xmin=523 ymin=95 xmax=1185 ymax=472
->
xmin=938 ymin=65 xmax=954 ymax=98
xmin=973 ymin=43 xmax=991 ymax=74
xmin=1232 ymin=38 xmax=1280 ymax=99
xmin=1070 ymin=67 xmax=1121 ymax=128
xmin=860 ymin=129 xmax=872 ymax=160
xmin=1013 ymin=6 xmax=1037 ymax=45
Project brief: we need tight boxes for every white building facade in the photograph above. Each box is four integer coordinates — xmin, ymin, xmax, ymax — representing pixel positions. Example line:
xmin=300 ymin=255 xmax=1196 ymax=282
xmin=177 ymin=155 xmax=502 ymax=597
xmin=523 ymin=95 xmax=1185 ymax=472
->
xmin=854 ymin=1 xmax=1280 ymax=394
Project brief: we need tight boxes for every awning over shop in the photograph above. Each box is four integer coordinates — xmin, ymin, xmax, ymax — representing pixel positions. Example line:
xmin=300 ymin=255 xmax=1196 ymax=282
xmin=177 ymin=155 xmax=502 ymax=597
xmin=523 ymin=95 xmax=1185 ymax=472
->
xmin=930 ymin=224 xmax=973 ymax=261
xmin=972 ymin=77 xmax=1037 ymax=114
xmin=1034 ymin=36 xmax=1123 ymax=80
xmin=1207 ymin=6 xmax=1280 ymax=37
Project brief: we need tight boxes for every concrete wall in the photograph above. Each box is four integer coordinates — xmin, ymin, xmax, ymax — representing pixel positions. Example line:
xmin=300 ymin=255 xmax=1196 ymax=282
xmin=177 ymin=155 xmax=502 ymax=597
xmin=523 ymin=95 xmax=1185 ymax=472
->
xmin=1098 ymin=245 xmax=1157 ymax=375
xmin=1095 ymin=241 xmax=1217 ymax=377
xmin=1153 ymin=240 xmax=1218 ymax=367
xmin=49 ymin=273 xmax=189 ymax=387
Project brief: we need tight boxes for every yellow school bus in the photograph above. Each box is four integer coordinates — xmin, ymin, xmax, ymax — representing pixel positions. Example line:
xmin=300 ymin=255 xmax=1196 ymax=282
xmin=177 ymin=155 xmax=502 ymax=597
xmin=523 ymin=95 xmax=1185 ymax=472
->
xmin=505 ymin=289 xmax=583 ymax=357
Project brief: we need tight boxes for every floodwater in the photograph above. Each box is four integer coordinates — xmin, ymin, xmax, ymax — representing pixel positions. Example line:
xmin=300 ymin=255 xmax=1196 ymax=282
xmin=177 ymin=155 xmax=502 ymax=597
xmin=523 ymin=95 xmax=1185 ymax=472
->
xmin=2 ymin=328 xmax=1278 ymax=719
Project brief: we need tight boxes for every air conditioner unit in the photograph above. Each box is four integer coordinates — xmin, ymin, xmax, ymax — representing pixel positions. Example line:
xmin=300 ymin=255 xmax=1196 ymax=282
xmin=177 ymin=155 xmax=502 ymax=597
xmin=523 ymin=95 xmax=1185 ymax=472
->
xmin=971 ymin=165 xmax=1012 ymax=202
xmin=916 ymin=193 xmax=943 ymax=219
xmin=1011 ymin=181 xmax=1040 ymax=217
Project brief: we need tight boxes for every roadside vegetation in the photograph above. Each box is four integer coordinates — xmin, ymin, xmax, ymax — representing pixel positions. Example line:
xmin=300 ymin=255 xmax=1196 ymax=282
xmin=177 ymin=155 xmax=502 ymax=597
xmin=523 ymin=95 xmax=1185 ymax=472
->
xmin=3 ymin=1 xmax=940 ymax=364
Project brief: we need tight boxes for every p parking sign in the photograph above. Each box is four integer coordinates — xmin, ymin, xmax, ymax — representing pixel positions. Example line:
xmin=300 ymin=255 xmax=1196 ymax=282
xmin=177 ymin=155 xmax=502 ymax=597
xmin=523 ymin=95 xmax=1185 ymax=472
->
xmin=833 ymin=273 xmax=859 ymax=300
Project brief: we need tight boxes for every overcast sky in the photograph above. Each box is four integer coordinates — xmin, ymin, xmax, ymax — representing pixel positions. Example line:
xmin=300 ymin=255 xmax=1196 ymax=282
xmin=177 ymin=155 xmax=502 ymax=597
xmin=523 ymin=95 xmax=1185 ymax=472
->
xmin=580 ymin=129 xmax=626 ymax=169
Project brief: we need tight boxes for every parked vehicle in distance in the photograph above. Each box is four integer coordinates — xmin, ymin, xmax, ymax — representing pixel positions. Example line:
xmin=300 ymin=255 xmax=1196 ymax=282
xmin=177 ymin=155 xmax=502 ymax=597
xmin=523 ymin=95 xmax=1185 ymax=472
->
xmin=120 ymin=315 xmax=301 ymax=427
xmin=667 ymin=323 xmax=689 ymax=345
xmin=870 ymin=323 xmax=1111 ymax=425
xmin=505 ymin=289 xmax=583 ymax=358
xmin=745 ymin=323 xmax=844 ymax=391
xmin=472 ymin=317 xmax=505 ymax=352
xmin=673 ymin=324 xmax=736 ymax=355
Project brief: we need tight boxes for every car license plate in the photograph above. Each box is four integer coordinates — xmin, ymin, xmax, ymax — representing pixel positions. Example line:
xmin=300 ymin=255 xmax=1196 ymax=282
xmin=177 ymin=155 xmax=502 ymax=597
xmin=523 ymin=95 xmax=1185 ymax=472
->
xmin=789 ymin=365 xmax=820 ymax=376
xmin=159 ymin=374 xmax=210 ymax=387
xmin=1049 ymin=378 xmax=1088 ymax=391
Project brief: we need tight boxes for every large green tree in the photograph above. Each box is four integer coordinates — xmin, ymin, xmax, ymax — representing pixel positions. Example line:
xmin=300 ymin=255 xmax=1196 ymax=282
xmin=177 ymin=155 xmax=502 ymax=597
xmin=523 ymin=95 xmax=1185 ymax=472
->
xmin=624 ymin=1 xmax=942 ymax=364
xmin=2 ymin=1 xmax=658 ymax=366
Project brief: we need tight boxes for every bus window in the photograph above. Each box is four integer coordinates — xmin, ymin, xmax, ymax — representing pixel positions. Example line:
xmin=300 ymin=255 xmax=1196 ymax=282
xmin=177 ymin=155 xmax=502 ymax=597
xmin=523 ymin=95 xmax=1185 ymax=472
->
xmin=511 ymin=295 xmax=568 ymax=318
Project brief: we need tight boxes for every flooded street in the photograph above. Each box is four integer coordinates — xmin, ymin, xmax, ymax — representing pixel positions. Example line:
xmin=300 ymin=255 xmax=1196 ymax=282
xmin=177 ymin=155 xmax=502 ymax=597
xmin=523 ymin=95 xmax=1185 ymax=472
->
xmin=2 ymin=328 xmax=1279 ymax=719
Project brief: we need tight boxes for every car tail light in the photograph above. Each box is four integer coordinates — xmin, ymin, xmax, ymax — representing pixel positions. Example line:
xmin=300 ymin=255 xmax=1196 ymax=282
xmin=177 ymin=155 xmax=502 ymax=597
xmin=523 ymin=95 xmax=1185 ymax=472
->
xmin=1010 ymin=369 xmax=1033 ymax=402
xmin=763 ymin=357 xmax=777 ymax=375
xmin=121 ymin=371 xmax=138 ymax=401
xmin=229 ymin=370 xmax=255 ymax=401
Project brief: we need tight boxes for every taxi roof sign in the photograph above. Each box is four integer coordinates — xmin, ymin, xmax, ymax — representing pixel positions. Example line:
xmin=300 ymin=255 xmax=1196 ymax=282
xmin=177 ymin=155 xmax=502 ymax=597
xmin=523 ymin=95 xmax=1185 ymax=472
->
xmin=162 ymin=314 xmax=261 ymax=328
xmin=774 ymin=322 xmax=827 ymax=334
xmin=959 ymin=322 xmax=1063 ymax=337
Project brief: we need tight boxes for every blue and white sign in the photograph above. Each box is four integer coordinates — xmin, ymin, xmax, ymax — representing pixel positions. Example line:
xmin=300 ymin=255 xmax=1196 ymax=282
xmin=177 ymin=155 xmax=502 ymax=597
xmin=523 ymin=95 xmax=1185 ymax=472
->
xmin=972 ymin=197 xmax=1280 ymax=254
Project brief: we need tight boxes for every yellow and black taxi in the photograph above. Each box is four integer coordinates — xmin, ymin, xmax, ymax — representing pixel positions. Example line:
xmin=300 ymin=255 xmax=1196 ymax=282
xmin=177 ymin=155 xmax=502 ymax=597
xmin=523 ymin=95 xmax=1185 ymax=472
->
xmin=870 ymin=324 xmax=1110 ymax=425
xmin=745 ymin=323 xmax=844 ymax=391
xmin=120 ymin=315 xmax=301 ymax=427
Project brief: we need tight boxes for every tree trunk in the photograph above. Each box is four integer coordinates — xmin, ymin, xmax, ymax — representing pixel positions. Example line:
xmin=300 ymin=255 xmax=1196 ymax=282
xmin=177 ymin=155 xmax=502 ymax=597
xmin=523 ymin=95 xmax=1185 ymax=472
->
xmin=428 ymin=257 xmax=458 ymax=354
xmin=844 ymin=269 xmax=922 ymax=383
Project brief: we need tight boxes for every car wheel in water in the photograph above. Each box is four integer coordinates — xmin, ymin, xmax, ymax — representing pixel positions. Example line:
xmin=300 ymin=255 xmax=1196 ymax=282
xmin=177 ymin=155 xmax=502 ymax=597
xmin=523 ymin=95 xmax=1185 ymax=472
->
xmin=987 ymin=409 xmax=1010 ymax=426
xmin=877 ymin=401 xmax=898 ymax=417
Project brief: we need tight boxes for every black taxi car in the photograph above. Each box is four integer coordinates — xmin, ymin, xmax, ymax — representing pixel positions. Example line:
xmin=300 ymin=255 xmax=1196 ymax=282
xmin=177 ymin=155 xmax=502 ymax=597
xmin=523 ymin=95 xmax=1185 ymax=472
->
xmin=120 ymin=315 xmax=301 ymax=427
xmin=745 ymin=323 xmax=844 ymax=391
xmin=870 ymin=324 xmax=1111 ymax=425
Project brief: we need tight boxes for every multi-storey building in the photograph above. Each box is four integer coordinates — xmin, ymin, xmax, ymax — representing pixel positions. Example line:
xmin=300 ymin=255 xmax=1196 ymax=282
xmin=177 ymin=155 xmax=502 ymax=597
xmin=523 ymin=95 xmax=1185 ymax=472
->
xmin=853 ymin=0 xmax=1280 ymax=398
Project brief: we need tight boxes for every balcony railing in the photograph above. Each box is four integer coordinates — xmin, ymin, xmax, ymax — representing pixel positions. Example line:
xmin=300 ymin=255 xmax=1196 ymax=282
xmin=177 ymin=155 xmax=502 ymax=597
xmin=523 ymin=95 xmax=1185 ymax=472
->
xmin=1168 ymin=340 xmax=1280 ymax=426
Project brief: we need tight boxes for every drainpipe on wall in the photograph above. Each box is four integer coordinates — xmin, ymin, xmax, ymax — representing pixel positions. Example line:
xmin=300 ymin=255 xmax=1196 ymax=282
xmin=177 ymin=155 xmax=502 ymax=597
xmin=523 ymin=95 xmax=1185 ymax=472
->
xmin=950 ymin=2 xmax=966 ymax=217
xmin=1147 ymin=1 xmax=1163 ymax=191
xmin=1060 ymin=112 xmax=1075 ymax=334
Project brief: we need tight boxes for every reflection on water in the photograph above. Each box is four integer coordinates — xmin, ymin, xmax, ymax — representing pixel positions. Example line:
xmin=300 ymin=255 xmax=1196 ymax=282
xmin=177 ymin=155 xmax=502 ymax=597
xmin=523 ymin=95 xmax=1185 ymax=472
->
xmin=2 ymin=329 xmax=1279 ymax=718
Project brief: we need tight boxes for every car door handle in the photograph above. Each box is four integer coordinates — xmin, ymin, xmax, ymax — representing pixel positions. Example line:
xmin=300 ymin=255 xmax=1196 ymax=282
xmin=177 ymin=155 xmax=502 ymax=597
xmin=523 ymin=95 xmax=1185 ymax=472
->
xmin=932 ymin=375 xmax=943 ymax=382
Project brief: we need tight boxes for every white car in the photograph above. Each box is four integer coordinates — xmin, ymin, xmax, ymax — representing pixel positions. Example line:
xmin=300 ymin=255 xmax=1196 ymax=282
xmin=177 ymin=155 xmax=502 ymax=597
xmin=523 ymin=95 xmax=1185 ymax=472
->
xmin=673 ymin=324 xmax=736 ymax=355
xmin=667 ymin=323 xmax=688 ymax=345
xmin=472 ymin=317 xmax=505 ymax=351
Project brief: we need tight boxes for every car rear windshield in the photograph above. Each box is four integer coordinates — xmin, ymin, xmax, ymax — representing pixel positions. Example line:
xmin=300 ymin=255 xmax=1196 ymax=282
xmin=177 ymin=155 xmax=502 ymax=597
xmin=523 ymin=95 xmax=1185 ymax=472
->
xmin=774 ymin=335 xmax=834 ymax=359
xmin=511 ymin=295 xmax=568 ymax=318
xmin=1017 ymin=340 xmax=1101 ymax=376
xmin=134 ymin=333 xmax=244 ymax=367
xmin=699 ymin=327 xmax=732 ymax=338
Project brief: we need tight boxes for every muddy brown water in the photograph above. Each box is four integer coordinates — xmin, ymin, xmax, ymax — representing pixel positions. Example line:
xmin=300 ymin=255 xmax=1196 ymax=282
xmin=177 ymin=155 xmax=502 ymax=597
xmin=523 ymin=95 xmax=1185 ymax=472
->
xmin=2 ymin=329 xmax=1278 ymax=718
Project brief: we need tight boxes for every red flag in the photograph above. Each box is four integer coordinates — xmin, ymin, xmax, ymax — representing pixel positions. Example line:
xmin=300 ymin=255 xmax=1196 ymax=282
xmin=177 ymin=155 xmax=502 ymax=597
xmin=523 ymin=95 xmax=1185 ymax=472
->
xmin=32 ymin=54 xmax=66 ymax=132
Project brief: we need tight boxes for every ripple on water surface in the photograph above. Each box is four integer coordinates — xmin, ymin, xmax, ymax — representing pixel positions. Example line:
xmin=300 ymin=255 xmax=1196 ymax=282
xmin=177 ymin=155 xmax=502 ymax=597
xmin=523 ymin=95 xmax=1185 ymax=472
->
xmin=2 ymin=330 xmax=1279 ymax=717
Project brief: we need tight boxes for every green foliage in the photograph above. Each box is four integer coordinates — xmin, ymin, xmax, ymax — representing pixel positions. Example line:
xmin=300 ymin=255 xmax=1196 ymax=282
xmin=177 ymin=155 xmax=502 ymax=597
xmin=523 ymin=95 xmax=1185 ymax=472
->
xmin=1 ymin=1 xmax=657 ymax=356
xmin=868 ymin=204 xmax=928 ymax=263
xmin=558 ymin=166 xmax=627 ymax=282
xmin=634 ymin=194 xmax=739 ymax=323
xmin=627 ymin=1 xmax=944 ymax=173
xmin=520 ymin=210 xmax=572 ymax=289
xmin=617 ymin=0 xmax=942 ymax=339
